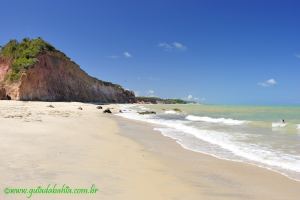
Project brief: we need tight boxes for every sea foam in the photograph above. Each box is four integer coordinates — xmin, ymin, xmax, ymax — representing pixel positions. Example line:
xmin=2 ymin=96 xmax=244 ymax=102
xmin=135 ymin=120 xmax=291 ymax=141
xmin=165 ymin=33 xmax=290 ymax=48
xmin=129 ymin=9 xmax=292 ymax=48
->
xmin=186 ymin=115 xmax=247 ymax=125
xmin=164 ymin=110 xmax=179 ymax=114
xmin=115 ymin=105 xmax=300 ymax=181
xmin=272 ymin=122 xmax=286 ymax=128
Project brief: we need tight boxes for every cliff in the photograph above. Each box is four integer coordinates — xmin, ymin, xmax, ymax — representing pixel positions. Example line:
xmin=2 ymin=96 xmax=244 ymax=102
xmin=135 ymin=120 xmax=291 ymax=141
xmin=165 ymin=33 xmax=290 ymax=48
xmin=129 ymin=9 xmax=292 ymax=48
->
xmin=0 ymin=38 xmax=135 ymax=103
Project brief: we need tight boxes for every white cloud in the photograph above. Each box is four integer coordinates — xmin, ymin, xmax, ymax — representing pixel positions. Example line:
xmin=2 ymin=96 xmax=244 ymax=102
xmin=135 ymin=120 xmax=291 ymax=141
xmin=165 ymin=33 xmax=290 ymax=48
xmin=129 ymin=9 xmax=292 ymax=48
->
xmin=133 ymin=91 xmax=140 ymax=96
xmin=147 ymin=90 xmax=155 ymax=97
xmin=158 ymin=42 xmax=172 ymax=50
xmin=108 ymin=52 xmax=132 ymax=59
xmin=172 ymin=42 xmax=187 ymax=50
xmin=148 ymin=90 xmax=154 ymax=94
xmin=158 ymin=41 xmax=187 ymax=51
xmin=185 ymin=94 xmax=204 ymax=102
xmin=123 ymin=51 xmax=132 ymax=58
xmin=258 ymin=78 xmax=277 ymax=87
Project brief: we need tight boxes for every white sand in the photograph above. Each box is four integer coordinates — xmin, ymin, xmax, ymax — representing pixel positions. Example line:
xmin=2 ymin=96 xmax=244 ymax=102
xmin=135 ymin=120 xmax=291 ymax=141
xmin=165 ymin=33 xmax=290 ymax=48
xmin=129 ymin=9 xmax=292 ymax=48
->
xmin=0 ymin=101 xmax=195 ymax=200
xmin=0 ymin=101 xmax=299 ymax=200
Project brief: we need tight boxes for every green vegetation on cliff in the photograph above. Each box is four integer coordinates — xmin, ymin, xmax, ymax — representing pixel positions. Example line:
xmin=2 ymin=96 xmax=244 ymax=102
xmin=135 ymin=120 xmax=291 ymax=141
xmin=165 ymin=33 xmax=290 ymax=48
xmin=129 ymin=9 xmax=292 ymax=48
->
xmin=136 ymin=96 xmax=193 ymax=104
xmin=0 ymin=38 xmax=55 ymax=81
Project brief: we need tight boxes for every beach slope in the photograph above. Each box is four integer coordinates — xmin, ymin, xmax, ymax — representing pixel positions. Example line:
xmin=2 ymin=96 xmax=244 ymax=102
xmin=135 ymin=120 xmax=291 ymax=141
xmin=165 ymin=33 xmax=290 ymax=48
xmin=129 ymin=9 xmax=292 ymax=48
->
xmin=0 ymin=101 xmax=299 ymax=200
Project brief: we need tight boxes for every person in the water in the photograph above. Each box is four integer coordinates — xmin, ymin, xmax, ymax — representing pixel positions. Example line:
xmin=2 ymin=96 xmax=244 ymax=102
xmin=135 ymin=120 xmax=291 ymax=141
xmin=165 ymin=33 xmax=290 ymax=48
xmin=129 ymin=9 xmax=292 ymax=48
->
xmin=282 ymin=119 xmax=285 ymax=123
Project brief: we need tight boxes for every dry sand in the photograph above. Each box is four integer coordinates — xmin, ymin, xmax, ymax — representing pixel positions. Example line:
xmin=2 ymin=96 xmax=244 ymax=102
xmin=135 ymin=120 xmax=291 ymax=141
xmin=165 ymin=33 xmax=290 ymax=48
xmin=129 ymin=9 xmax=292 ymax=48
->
xmin=0 ymin=101 xmax=299 ymax=200
xmin=0 ymin=101 xmax=195 ymax=200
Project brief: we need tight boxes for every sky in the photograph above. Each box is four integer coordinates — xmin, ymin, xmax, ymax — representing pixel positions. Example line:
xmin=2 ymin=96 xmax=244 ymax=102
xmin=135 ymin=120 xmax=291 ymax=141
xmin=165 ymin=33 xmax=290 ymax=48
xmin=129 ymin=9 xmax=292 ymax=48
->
xmin=1 ymin=0 xmax=300 ymax=105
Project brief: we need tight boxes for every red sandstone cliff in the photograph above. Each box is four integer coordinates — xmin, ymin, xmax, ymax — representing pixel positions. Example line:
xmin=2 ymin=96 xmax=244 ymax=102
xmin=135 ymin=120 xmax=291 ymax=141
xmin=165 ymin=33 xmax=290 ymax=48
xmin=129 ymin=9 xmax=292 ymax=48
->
xmin=0 ymin=52 xmax=135 ymax=102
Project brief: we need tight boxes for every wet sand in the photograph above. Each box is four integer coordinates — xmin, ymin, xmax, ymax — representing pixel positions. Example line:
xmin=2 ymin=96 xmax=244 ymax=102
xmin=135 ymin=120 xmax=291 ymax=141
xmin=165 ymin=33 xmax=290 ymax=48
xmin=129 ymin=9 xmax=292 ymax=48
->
xmin=115 ymin=115 xmax=300 ymax=200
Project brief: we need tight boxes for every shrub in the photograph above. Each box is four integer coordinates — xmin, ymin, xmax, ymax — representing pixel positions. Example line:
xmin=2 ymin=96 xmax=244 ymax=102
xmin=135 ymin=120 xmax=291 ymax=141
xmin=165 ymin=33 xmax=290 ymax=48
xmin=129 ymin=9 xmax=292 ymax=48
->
xmin=0 ymin=37 xmax=56 ymax=81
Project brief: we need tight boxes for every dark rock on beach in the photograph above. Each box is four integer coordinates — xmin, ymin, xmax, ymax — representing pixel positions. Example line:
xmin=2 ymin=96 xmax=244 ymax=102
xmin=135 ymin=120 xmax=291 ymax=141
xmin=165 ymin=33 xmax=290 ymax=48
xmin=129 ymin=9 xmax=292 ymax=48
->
xmin=138 ymin=111 xmax=156 ymax=115
xmin=103 ymin=109 xmax=112 ymax=114
xmin=173 ymin=108 xmax=182 ymax=112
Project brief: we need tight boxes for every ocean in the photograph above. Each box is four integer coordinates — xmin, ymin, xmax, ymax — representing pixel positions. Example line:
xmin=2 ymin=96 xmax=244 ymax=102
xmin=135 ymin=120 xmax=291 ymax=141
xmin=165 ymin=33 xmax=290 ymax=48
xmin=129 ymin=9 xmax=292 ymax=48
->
xmin=116 ymin=104 xmax=300 ymax=181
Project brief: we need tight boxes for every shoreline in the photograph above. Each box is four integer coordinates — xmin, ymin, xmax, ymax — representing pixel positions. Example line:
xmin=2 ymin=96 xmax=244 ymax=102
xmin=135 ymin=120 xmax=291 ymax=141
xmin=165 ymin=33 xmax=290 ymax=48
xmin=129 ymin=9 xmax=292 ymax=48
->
xmin=155 ymin=128 xmax=300 ymax=183
xmin=113 ymin=114 xmax=300 ymax=200
xmin=116 ymin=103 xmax=300 ymax=183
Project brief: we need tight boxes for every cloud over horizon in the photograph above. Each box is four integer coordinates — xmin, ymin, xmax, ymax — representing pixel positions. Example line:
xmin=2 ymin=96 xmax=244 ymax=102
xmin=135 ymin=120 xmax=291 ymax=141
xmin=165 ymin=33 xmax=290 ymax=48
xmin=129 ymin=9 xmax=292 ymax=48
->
xmin=185 ymin=94 xmax=204 ymax=102
xmin=147 ymin=90 xmax=155 ymax=97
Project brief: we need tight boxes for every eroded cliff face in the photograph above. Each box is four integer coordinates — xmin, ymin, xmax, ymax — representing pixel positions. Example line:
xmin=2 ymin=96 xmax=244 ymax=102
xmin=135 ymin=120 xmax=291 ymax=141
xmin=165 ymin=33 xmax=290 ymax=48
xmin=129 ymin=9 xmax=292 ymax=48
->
xmin=0 ymin=58 xmax=10 ymax=82
xmin=0 ymin=57 xmax=18 ymax=99
xmin=0 ymin=52 xmax=136 ymax=102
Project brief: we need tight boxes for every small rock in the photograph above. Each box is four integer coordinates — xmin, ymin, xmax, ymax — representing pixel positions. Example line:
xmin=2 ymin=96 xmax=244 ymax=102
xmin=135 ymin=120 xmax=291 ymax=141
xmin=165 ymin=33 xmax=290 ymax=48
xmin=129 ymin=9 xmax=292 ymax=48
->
xmin=138 ymin=111 xmax=156 ymax=115
xmin=78 ymin=107 xmax=83 ymax=110
xmin=96 ymin=106 xmax=103 ymax=109
xmin=103 ymin=109 xmax=112 ymax=114
xmin=173 ymin=108 xmax=182 ymax=112
xmin=119 ymin=110 xmax=123 ymax=113
xmin=47 ymin=105 xmax=55 ymax=108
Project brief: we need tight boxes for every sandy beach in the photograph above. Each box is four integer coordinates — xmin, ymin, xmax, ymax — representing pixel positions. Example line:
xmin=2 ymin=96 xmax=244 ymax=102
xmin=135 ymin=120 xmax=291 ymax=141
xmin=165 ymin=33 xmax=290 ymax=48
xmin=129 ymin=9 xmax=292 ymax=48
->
xmin=0 ymin=101 xmax=299 ymax=200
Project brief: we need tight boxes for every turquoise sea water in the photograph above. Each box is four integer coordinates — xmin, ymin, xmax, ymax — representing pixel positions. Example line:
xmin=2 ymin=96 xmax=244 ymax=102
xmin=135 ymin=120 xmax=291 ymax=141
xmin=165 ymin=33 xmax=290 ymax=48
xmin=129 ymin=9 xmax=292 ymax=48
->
xmin=116 ymin=104 xmax=300 ymax=181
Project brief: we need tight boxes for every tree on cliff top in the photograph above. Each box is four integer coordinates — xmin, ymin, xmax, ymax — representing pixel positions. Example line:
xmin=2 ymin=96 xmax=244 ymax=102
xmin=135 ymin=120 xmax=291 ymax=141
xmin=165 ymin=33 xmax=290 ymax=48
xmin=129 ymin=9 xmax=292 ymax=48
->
xmin=0 ymin=37 xmax=56 ymax=81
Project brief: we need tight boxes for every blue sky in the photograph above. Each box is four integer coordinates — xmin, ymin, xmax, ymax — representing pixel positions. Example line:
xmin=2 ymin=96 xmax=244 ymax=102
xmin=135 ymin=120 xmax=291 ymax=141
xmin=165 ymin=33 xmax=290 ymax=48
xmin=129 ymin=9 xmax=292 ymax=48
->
xmin=1 ymin=0 xmax=300 ymax=104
